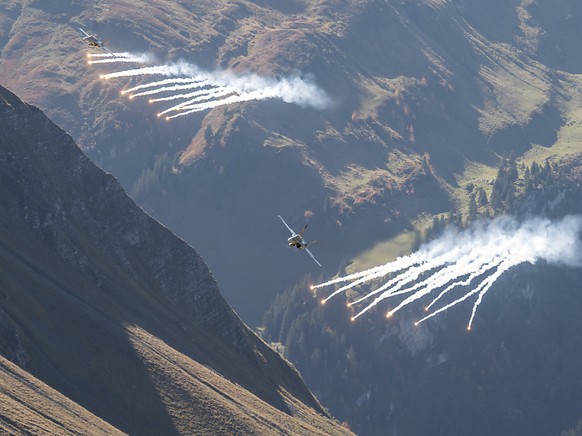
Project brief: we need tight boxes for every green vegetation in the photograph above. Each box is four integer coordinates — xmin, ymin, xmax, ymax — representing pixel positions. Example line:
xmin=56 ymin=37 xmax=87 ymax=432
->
xmin=561 ymin=419 xmax=582 ymax=436
xmin=131 ymin=150 xmax=178 ymax=198
xmin=262 ymin=164 xmax=582 ymax=434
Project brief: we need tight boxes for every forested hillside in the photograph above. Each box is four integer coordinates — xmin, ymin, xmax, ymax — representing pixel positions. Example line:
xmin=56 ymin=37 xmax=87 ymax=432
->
xmin=263 ymin=165 xmax=582 ymax=435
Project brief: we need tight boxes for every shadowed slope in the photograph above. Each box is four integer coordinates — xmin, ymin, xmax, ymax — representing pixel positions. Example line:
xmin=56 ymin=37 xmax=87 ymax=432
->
xmin=0 ymin=85 xmax=350 ymax=435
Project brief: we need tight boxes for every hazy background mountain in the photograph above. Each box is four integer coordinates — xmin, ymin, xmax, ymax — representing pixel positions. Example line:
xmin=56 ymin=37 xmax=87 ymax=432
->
xmin=2 ymin=0 xmax=582 ymax=434
xmin=3 ymin=0 xmax=582 ymax=325
xmin=0 ymin=85 xmax=350 ymax=435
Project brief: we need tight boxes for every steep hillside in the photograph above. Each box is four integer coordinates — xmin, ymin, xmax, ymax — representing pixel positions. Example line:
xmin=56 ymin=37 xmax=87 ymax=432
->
xmin=262 ymin=164 xmax=582 ymax=435
xmin=1 ymin=1 xmax=581 ymax=325
xmin=0 ymin=356 xmax=124 ymax=435
xmin=264 ymin=264 xmax=582 ymax=436
xmin=0 ymin=85 xmax=350 ymax=435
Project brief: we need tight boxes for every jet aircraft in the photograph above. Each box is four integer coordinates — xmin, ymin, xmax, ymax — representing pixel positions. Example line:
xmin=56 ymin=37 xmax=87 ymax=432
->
xmin=79 ymin=27 xmax=114 ymax=56
xmin=278 ymin=215 xmax=322 ymax=267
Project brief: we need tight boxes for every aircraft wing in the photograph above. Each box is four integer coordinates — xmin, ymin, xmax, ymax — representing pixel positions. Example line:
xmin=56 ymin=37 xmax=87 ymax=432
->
xmin=79 ymin=27 xmax=91 ymax=38
xmin=277 ymin=215 xmax=295 ymax=235
xmin=305 ymin=247 xmax=322 ymax=267
xmin=101 ymin=45 xmax=115 ymax=56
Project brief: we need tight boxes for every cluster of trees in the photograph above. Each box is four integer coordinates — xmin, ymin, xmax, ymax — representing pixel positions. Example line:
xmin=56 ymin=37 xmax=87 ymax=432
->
xmin=561 ymin=419 xmax=582 ymax=436
xmin=489 ymin=155 xmax=570 ymax=214
xmin=263 ymin=278 xmax=393 ymax=428
xmin=261 ymin=154 xmax=582 ymax=435
xmin=415 ymin=156 xmax=573 ymax=248
xmin=131 ymin=151 xmax=175 ymax=198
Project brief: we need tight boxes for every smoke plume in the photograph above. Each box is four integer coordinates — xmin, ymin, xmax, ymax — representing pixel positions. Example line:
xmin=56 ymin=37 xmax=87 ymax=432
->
xmin=314 ymin=216 xmax=582 ymax=330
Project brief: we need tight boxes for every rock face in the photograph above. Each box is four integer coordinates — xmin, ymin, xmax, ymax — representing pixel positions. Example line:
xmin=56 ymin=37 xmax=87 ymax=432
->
xmin=0 ymin=85 xmax=351 ymax=435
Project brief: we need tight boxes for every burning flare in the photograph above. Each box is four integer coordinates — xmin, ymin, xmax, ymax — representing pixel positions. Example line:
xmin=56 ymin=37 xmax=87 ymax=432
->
xmin=314 ymin=216 xmax=582 ymax=330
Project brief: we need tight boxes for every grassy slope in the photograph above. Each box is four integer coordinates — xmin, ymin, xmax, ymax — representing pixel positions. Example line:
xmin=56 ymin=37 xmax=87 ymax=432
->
xmin=0 ymin=221 xmax=347 ymax=435
xmin=0 ymin=85 xmax=350 ymax=435
xmin=0 ymin=357 xmax=124 ymax=435
xmin=0 ymin=230 xmax=347 ymax=434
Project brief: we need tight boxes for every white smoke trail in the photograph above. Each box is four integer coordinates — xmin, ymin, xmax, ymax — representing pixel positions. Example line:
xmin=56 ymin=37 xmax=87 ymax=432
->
xmin=101 ymin=63 xmax=202 ymax=80
xmin=129 ymin=80 xmax=211 ymax=98
xmin=96 ymin=60 xmax=331 ymax=115
xmin=347 ymin=250 xmax=465 ymax=309
xmin=166 ymin=91 xmax=265 ymax=119
xmin=165 ymin=85 xmax=309 ymax=119
xmin=425 ymin=257 xmax=504 ymax=311
xmin=157 ymin=88 xmax=233 ymax=116
xmin=89 ymin=56 xmax=151 ymax=65
xmin=87 ymin=52 xmax=153 ymax=64
xmin=314 ymin=254 xmax=426 ymax=290
xmin=150 ymin=85 xmax=222 ymax=104
xmin=123 ymin=78 xmax=203 ymax=94
xmin=316 ymin=216 xmax=582 ymax=329
xmin=175 ymin=89 xmax=238 ymax=109
xmin=87 ymin=53 xmax=117 ymax=58
xmin=416 ymin=258 xmax=520 ymax=329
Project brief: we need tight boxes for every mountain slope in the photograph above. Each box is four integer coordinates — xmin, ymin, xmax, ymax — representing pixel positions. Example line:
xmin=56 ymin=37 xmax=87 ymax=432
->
xmin=0 ymin=85 xmax=350 ymax=435
xmin=262 ymin=174 xmax=582 ymax=435
xmin=0 ymin=356 xmax=124 ymax=435
xmin=1 ymin=1 xmax=581 ymax=324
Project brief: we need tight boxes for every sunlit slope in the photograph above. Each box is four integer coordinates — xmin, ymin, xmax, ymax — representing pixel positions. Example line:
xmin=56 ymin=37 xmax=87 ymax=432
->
xmin=0 ymin=357 xmax=124 ymax=435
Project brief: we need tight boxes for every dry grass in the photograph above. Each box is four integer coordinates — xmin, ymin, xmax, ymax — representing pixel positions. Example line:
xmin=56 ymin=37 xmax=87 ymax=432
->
xmin=0 ymin=357 xmax=124 ymax=435
xmin=127 ymin=325 xmax=351 ymax=435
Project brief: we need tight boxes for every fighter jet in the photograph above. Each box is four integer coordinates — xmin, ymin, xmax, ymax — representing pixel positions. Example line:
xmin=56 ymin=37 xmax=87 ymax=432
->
xmin=79 ymin=27 xmax=114 ymax=56
xmin=278 ymin=215 xmax=322 ymax=267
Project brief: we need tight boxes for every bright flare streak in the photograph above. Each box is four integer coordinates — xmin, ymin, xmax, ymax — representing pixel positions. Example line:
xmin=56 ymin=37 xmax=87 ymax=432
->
xmin=152 ymin=86 xmax=225 ymax=105
xmin=313 ymin=264 xmax=393 ymax=290
xmin=87 ymin=52 xmax=135 ymax=58
xmin=101 ymin=64 xmax=193 ymax=80
xmin=178 ymin=89 xmax=240 ymax=109
xmin=315 ymin=216 xmax=582 ymax=328
xmin=383 ymin=253 xmax=504 ymax=308
xmin=425 ymin=257 xmax=504 ymax=311
xmin=318 ymin=258 xmax=425 ymax=303
xmin=91 ymin=61 xmax=331 ymax=119
xmin=159 ymin=89 xmax=236 ymax=116
xmin=167 ymin=90 xmax=271 ymax=119
xmin=417 ymin=259 xmax=520 ymax=328
xmin=130 ymin=80 xmax=211 ymax=98
xmin=123 ymin=78 xmax=203 ymax=94
xmin=98 ymin=61 xmax=331 ymax=116
xmin=88 ymin=56 xmax=150 ymax=65
xmin=346 ymin=249 xmax=464 ymax=310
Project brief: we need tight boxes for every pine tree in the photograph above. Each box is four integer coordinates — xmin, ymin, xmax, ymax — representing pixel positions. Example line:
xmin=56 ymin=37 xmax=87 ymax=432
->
xmin=477 ymin=187 xmax=488 ymax=207
xmin=524 ymin=167 xmax=532 ymax=194
xmin=468 ymin=193 xmax=477 ymax=222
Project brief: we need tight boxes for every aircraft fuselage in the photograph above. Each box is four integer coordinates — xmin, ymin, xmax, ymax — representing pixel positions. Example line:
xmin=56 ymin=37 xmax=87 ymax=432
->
xmin=288 ymin=235 xmax=306 ymax=250
xmin=84 ymin=37 xmax=101 ymax=47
